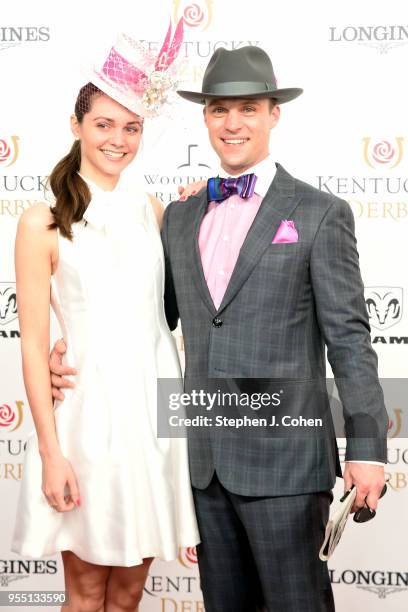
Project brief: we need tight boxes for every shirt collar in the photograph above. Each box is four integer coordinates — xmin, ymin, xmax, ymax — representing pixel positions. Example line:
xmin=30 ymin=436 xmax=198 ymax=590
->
xmin=218 ymin=155 xmax=276 ymax=198
xmin=77 ymin=172 xmax=120 ymax=197
xmin=78 ymin=173 xmax=120 ymax=230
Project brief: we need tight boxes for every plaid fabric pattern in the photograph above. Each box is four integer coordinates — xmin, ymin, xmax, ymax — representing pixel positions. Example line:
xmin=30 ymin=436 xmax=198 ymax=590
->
xmin=161 ymin=163 xmax=388 ymax=495
xmin=193 ymin=474 xmax=335 ymax=612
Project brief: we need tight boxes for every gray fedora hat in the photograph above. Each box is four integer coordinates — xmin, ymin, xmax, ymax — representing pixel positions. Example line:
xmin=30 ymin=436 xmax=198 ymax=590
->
xmin=177 ymin=45 xmax=303 ymax=104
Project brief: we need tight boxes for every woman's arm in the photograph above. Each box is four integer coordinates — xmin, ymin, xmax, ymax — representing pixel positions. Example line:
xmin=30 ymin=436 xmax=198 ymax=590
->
xmin=16 ymin=204 xmax=57 ymax=456
xmin=15 ymin=204 xmax=79 ymax=511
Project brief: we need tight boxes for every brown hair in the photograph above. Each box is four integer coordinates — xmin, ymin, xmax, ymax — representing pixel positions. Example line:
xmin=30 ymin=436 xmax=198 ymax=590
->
xmin=48 ymin=83 xmax=103 ymax=239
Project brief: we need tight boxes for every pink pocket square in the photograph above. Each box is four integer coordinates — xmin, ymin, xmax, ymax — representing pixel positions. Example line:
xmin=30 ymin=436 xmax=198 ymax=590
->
xmin=272 ymin=219 xmax=299 ymax=244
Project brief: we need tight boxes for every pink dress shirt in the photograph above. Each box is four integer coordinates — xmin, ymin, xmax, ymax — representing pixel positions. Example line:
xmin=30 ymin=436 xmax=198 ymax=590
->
xmin=198 ymin=192 xmax=263 ymax=309
xmin=198 ymin=156 xmax=276 ymax=310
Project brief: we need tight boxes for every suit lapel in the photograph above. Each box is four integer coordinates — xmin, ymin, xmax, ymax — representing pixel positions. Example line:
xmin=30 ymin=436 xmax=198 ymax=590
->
xmin=217 ymin=164 xmax=300 ymax=313
xmin=189 ymin=190 xmax=218 ymax=315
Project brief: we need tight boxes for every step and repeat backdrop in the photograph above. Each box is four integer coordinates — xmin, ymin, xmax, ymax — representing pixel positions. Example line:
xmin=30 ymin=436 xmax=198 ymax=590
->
xmin=1 ymin=0 xmax=407 ymax=610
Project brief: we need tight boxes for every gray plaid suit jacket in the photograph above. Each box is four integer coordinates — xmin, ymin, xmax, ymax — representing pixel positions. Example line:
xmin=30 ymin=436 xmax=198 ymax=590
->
xmin=161 ymin=163 xmax=388 ymax=496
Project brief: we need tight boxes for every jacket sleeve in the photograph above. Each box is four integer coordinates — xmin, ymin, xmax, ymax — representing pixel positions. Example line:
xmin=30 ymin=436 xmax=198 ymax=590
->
xmin=161 ymin=203 xmax=180 ymax=332
xmin=310 ymin=197 xmax=388 ymax=462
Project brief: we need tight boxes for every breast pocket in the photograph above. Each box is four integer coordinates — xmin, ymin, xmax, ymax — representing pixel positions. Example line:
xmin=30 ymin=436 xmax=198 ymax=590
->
xmin=261 ymin=242 xmax=308 ymax=270
xmin=255 ymin=242 xmax=310 ymax=300
xmin=264 ymin=242 xmax=302 ymax=255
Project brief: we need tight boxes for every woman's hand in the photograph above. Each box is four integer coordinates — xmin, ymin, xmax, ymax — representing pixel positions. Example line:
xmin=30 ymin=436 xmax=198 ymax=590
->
xmin=41 ymin=452 xmax=80 ymax=512
xmin=178 ymin=179 xmax=207 ymax=201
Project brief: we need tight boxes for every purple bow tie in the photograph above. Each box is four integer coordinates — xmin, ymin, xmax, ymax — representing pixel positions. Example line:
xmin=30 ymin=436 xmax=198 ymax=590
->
xmin=207 ymin=173 xmax=257 ymax=202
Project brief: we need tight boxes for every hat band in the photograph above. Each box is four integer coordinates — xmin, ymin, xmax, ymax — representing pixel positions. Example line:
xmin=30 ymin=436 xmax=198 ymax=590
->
xmin=204 ymin=81 xmax=276 ymax=96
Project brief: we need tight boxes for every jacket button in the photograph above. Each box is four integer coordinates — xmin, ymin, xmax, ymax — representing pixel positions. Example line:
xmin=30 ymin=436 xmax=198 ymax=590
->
xmin=212 ymin=317 xmax=223 ymax=328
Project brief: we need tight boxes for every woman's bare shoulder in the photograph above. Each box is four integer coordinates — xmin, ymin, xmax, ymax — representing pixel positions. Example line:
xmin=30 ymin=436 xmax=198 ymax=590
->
xmin=18 ymin=202 xmax=54 ymax=231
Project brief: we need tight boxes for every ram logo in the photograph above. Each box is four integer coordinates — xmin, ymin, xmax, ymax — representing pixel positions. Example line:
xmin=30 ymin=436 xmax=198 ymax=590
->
xmin=0 ymin=282 xmax=18 ymax=326
xmin=365 ymin=287 xmax=403 ymax=331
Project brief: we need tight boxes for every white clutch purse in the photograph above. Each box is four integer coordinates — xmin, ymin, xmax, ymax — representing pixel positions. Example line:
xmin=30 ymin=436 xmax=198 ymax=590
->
xmin=319 ymin=486 xmax=357 ymax=561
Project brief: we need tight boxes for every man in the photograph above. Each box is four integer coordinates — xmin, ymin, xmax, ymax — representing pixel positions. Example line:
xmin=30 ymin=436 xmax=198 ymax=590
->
xmin=51 ymin=46 xmax=387 ymax=611
xmin=163 ymin=46 xmax=388 ymax=611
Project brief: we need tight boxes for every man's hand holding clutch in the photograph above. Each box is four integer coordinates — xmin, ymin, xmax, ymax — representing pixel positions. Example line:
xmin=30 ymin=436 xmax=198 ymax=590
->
xmin=319 ymin=463 xmax=387 ymax=560
xmin=343 ymin=462 xmax=386 ymax=513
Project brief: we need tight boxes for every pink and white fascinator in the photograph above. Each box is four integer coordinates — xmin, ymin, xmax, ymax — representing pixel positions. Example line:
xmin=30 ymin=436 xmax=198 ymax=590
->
xmin=86 ymin=18 xmax=185 ymax=118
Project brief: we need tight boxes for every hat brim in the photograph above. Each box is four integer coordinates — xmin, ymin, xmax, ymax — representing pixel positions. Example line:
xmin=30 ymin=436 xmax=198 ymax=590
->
xmin=177 ymin=87 xmax=303 ymax=105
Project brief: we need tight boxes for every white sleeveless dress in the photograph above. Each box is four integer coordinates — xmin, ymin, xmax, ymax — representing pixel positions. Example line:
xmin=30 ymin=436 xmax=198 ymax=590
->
xmin=12 ymin=179 xmax=200 ymax=566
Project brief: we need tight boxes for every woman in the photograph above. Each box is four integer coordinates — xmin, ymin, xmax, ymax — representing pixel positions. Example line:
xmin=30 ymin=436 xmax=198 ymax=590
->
xmin=12 ymin=28 xmax=201 ymax=612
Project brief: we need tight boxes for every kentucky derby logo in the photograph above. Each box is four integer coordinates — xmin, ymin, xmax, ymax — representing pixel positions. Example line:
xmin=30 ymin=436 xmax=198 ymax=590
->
xmin=365 ymin=287 xmax=403 ymax=330
xmin=178 ymin=546 xmax=198 ymax=568
xmin=388 ymin=408 xmax=403 ymax=439
xmin=0 ymin=136 xmax=19 ymax=168
xmin=0 ymin=282 xmax=18 ymax=325
xmin=363 ymin=137 xmax=404 ymax=169
xmin=0 ymin=401 xmax=24 ymax=432
xmin=173 ymin=0 xmax=213 ymax=30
